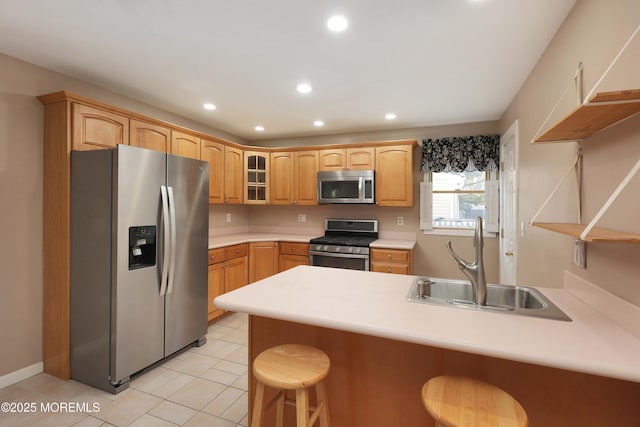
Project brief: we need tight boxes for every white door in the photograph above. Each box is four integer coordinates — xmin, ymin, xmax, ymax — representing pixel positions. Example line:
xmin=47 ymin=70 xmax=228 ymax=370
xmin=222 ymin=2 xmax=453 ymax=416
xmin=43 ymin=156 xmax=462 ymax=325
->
xmin=500 ymin=120 xmax=518 ymax=285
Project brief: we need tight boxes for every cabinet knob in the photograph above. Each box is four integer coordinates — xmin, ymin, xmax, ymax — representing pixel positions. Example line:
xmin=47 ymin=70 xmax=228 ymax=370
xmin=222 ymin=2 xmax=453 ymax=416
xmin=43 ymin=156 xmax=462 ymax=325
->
xmin=387 ymin=268 xmax=392 ymax=273
xmin=387 ymin=254 xmax=391 ymax=259
xmin=210 ymin=255 xmax=215 ymax=260
xmin=236 ymin=249 xmax=240 ymax=253
xmin=292 ymin=247 xmax=296 ymax=251
xmin=505 ymin=251 xmax=514 ymax=257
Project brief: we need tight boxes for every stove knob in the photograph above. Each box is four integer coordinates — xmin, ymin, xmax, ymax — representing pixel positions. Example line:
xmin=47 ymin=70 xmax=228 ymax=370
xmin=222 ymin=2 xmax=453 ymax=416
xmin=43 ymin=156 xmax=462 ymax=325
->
xmin=347 ymin=247 xmax=353 ymax=253
xmin=323 ymin=245 xmax=329 ymax=251
xmin=354 ymin=247 xmax=360 ymax=254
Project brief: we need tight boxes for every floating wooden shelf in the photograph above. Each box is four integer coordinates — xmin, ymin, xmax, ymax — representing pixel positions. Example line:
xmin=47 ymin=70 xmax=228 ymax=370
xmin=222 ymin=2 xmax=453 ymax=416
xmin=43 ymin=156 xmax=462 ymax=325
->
xmin=531 ymin=222 xmax=640 ymax=243
xmin=533 ymin=89 xmax=640 ymax=143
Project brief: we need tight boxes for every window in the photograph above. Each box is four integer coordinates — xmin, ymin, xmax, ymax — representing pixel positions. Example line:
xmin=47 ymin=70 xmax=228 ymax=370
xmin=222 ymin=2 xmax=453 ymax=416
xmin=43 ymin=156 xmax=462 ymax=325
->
xmin=421 ymin=170 xmax=499 ymax=233
xmin=420 ymin=134 xmax=500 ymax=234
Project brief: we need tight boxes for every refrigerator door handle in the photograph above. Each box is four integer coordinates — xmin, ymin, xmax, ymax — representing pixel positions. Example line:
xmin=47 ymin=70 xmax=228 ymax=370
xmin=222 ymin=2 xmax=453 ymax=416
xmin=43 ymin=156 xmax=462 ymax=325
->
xmin=160 ymin=185 xmax=170 ymax=296
xmin=167 ymin=186 xmax=177 ymax=295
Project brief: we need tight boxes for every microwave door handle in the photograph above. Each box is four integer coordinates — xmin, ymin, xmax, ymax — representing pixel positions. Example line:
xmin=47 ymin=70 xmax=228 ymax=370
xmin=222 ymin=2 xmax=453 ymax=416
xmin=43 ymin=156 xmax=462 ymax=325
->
xmin=358 ymin=177 xmax=363 ymax=201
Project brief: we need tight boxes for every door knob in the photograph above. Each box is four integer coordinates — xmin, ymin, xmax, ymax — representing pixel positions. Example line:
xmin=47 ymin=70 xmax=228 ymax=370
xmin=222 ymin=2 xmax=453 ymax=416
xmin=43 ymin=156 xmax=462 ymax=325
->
xmin=505 ymin=251 xmax=514 ymax=256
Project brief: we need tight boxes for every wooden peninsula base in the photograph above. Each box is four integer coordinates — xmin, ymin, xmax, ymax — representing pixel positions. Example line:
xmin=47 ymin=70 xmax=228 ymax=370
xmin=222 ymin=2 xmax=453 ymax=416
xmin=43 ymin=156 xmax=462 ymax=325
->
xmin=248 ymin=315 xmax=640 ymax=427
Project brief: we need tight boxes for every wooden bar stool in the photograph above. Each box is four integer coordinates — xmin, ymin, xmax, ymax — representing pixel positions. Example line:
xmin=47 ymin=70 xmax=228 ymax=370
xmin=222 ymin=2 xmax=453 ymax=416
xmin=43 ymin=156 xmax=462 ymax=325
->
xmin=421 ymin=375 xmax=528 ymax=427
xmin=251 ymin=344 xmax=331 ymax=427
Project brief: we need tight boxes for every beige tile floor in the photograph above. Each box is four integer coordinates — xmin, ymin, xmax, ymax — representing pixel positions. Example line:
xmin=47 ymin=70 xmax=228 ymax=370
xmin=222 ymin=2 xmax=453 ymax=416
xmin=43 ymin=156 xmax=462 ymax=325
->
xmin=0 ymin=312 xmax=249 ymax=427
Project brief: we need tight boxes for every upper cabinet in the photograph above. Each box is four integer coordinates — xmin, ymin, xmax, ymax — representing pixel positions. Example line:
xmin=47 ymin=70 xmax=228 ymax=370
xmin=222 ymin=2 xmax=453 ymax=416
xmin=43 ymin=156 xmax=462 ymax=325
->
xmin=201 ymin=139 xmax=225 ymax=204
xmin=72 ymin=103 xmax=128 ymax=150
xmin=375 ymin=144 xmax=414 ymax=206
xmin=294 ymin=151 xmax=319 ymax=205
xmin=270 ymin=150 xmax=318 ymax=205
xmin=130 ymin=119 xmax=171 ymax=153
xmin=319 ymin=147 xmax=375 ymax=171
xmin=270 ymin=152 xmax=294 ymax=205
xmin=244 ymin=151 xmax=270 ymax=204
xmin=224 ymin=146 xmax=244 ymax=204
xmin=171 ymin=130 xmax=201 ymax=160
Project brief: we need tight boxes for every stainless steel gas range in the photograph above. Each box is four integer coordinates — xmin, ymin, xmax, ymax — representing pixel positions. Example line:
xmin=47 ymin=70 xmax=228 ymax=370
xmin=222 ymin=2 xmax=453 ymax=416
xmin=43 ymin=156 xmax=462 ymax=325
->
xmin=309 ymin=219 xmax=378 ymax=271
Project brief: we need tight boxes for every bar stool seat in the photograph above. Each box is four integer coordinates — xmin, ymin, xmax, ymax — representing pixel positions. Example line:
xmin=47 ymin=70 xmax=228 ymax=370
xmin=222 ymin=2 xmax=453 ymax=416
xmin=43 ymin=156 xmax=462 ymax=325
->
xmin=251 ymin=344 xmax=331 ymax=427
xmin=422 ymin=375 xmax=528 ymax=427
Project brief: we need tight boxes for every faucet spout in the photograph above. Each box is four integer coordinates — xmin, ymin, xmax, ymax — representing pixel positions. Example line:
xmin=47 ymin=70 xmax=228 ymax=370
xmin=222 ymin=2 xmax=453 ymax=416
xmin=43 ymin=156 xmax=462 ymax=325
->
xmin=446 ymin=217 xmax=487 ymax=306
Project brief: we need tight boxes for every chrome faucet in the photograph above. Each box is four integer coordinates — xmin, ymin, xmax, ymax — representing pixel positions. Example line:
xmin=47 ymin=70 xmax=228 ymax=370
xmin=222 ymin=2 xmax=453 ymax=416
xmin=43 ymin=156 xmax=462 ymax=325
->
xmin=446 ymin=217 xmax=487 ymax=306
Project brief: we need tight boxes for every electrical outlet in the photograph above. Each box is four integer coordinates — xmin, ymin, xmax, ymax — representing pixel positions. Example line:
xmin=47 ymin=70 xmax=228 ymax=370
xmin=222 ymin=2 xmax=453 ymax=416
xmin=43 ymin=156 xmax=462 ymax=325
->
xmin=226 ymin=213 xmax=232 ymax=223
xmin=397 ymin=216 xmax=404 ymax=226
xmin=298 ymin=214 xmax=306 ymax=223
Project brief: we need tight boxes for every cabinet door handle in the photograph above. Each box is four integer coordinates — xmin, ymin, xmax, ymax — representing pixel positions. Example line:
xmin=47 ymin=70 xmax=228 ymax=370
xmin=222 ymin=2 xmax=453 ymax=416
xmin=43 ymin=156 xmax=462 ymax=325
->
xmin=505 ymin=251 xmax=514 ymax=256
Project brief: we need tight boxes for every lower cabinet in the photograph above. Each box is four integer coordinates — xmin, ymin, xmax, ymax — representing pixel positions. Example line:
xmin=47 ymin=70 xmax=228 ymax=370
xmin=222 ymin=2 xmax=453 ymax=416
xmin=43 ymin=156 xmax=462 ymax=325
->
xmin=370 ymin=248 xmax=413 ymax=275
xmin=278 ymin=242 xmax=309 ymax=272
xmin=207 ymin=244 xmax=248 ymax=322
xmin=249 ymin=241 xmax=279 ymax=283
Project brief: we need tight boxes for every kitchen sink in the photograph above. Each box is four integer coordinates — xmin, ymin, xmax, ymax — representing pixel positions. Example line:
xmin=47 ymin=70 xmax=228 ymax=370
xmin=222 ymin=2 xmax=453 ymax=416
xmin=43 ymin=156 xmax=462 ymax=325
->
xmin=406 ymin=277 xmax=571 ymax=321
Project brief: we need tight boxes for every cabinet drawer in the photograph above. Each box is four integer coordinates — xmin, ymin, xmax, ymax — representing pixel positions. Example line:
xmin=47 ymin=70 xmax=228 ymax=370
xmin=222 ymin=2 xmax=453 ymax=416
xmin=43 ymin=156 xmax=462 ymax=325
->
xmin=279 ymin=242 xmax=309 ymax=256
xmin=224 ymin=243 xmax=248 ymax=260
xmin=371 ymin=248 xmax=410 ymax=263
xmin=208 ymin=248 xmax=225 ymax=265
xmin=371 ymin=262 xmax=410 ymax=275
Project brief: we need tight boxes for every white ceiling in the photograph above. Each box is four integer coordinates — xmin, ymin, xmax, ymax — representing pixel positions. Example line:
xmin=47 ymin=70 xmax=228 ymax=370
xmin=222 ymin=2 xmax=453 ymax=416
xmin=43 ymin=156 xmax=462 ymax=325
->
xmin=0 ymin=0 xmax=576 ymax=141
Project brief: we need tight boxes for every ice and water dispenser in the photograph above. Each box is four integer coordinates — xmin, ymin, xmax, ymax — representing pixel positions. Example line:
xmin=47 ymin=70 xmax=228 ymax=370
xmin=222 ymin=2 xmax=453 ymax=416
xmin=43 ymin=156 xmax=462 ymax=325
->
xmin=129 ymin=226 xmax=156 ymax=270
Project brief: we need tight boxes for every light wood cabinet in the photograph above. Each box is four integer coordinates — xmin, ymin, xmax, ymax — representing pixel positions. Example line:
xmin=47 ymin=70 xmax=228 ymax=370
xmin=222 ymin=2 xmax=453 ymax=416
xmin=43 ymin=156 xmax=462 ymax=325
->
xmin=270 ymin=150 xmax=318 ymax=205
xmin=278 ymin=242 xmax=309 ymax=272
xmin=319 ymin=147 xmax=375 ymax=171
xmin=225 ymin=255 xmax=249 ymax=293
xmin=129 ymin=119 xmax=171 ymax=153
xmin=201 ymin=139 xmax=225 ymax=204
xmin=207 ymin=244 xmax=249 ymax=321
xmin=294 ymin=151 xmax=319 ymax=205
xmin=72 ymin=102 xmax=128 ymax=150
xmin=375 ymin=144 xmax=414 ymax=206
xmin=370 ymin=248 xmax=413 ymax=275
xmin=249 ymin=241 xmax=279 ymax=282
xmin=244 ymin=151 xmax=270 ymax=204
xmin=270 ymin=152 xmax=294 ymax=205
xmin=171 ymin=130 xmax=201 ymax=160
xmin=224 ymin=146 xmax=244 ymax=204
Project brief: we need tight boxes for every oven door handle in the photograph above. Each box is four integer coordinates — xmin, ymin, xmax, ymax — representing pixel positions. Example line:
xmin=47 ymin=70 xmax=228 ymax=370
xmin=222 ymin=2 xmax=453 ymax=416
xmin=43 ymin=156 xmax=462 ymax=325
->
xmin=309 ymin=251 xmax=370 ymax=260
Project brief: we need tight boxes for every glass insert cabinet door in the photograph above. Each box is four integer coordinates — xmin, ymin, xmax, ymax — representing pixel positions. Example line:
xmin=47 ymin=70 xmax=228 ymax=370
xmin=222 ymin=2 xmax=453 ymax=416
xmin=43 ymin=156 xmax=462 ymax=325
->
xmin=244 ymin=151 xmax=269 ymax=204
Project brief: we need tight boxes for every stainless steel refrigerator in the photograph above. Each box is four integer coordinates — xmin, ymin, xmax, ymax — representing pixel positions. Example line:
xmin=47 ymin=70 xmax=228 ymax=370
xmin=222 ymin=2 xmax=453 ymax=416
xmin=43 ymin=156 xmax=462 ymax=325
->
xmin=70 ymin=144 xmax=209 ymax=393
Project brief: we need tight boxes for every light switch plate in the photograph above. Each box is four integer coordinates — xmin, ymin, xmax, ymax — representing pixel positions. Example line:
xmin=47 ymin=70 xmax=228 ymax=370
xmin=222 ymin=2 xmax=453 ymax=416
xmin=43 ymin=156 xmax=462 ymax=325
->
xmin=573 ymin=240 xmax=586 ymax=269
xmin=226 ymin=213 xmax=232 ymax=223
xmin=298 ymin=214 xmax=306 ymax=222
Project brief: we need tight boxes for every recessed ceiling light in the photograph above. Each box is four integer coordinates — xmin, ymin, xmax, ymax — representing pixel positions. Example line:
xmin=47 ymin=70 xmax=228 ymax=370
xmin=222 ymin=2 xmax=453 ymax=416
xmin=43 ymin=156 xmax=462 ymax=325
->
xmin=385 ymin=113 xmax=397 ymax=120
xmin=297 ymin=83 xmax=312 ymax=94
xmin=327 ymin=15 xmax=348 ymax=32
xmin=313 ymin=120 xmax=324 ymax=127
xmin=255 ymin=125 xmax=265 ymax=132
xmin=203 ymin=103 xmax=216 ymax=111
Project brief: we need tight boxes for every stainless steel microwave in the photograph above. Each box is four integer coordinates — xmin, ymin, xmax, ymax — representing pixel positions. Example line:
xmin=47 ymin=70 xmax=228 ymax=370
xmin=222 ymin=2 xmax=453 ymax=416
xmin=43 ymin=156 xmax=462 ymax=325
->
xmin=317 ymin=170 xmax=375 ymax=204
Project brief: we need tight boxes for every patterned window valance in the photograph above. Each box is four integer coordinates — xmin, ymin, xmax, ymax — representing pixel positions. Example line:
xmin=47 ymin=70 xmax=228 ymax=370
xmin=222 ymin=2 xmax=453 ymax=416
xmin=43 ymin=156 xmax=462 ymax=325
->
xmin=421 ymin=134 xmax=500 ymax=173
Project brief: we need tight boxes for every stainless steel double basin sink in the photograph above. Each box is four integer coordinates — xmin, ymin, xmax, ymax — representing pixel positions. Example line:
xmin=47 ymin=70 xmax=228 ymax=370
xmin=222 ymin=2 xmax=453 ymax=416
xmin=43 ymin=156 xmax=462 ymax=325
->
xmin=406 ymin=277 xmax=571 ymax=321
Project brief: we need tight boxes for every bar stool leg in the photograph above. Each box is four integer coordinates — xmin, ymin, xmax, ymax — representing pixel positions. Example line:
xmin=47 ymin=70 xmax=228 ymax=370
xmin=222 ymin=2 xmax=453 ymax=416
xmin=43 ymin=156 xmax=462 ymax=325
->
xmin=315 ymin=382 xmax=331 ymax=427
xmin=251 ymin=381 xmax=266 ymax=427
xmin=296 ymin=388 xmax=310 ymax=427
xmin=275 ymin=390 xmax=285 ymax=427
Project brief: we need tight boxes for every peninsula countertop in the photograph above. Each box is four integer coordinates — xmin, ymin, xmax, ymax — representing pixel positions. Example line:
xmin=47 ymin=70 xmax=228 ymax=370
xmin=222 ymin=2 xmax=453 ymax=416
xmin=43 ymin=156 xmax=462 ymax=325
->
xmin=214 ymin=265 xmax=640 ymax=383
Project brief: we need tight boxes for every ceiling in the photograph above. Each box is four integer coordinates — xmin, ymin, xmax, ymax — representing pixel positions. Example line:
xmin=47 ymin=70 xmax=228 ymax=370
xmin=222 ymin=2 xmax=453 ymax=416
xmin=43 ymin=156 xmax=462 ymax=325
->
xmin=0 ymin=0 xmax=576 ymax=141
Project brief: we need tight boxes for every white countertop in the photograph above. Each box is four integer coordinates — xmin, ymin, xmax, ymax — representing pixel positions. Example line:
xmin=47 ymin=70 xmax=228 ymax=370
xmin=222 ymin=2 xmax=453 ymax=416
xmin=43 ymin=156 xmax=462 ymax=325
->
xmin=214 ymin=265 xmax=640 ymax=383
xmin=209 ymin=232 xmax=320 ymax=249
xmin=208 ymin=232 xmax=416 ymax=250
